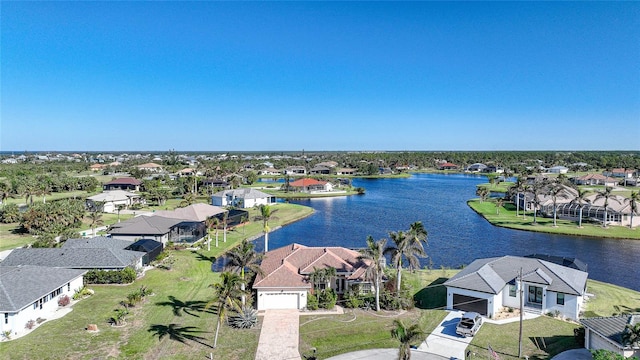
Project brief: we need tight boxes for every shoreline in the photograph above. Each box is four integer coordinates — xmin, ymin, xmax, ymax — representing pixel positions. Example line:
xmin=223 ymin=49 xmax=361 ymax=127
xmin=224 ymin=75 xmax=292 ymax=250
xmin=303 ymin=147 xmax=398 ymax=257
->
xmin=467 ymin=199 xmax=639 ymax=240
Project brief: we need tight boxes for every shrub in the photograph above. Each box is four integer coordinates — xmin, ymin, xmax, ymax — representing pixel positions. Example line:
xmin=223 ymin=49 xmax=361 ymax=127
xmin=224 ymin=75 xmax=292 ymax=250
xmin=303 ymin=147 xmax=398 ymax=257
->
xmin=25 ymin=320 xmax=36 ymax=330
xmin=109 ymin=307 xmax=129 ymax=326
xmin=84 ymin=267 xmax=136 ymax=284
xmin=343 ymin=291 xmax=363 ymax=309
xmin=318 ymin=289 xmax=337 ymax=310
xmin=58 ymin=295 xmax=71 ymax=307
xmin=306 ymin=292 xmax=319 ymax=310
xmin=2 ymin=330 xmax=11 ymax=340
xmin=0 ymin=204 xmax=21 ymax=223
xmin=229 ymin=307 xmax=258 ymax=329
xmin=73 ymin=286 xmax=94 ymax=300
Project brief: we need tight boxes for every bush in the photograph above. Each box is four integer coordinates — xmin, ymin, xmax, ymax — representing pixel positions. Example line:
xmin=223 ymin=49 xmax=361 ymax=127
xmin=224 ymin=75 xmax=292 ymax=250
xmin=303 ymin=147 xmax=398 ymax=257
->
xmin=229 ymin=307 xmax=258 ymax=329
xmin=2 ymin=330 xmax=11 ymax=340
xmin=318 ymin=289 xmax=337 ymax=310
xmin=306 ymin=292 xmax=319 ymax=310
xmin=73 ymin=286 xmax=94 ymax=300
xmin=84 ymin=267 xmax=136 ymax=284
xmin=25 ymin=320 xmax=36 ymax=330
xmin=574 ymin=327 xmax=585 ymax=347
xmin=0 ymin=204 xmax=21 ymax=223
xmin=109 ymin=307 xmax=129 ymax=326
xmin=343 ymin=291 xmax=363 ymax=309
xmin=58 ymin=295 xmax=71 ymax=307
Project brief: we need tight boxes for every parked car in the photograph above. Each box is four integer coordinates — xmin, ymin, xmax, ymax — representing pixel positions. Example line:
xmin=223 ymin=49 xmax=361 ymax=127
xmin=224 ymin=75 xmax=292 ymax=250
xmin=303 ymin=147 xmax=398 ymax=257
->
xmin=456 ymin=312 xmax=483 ymax=337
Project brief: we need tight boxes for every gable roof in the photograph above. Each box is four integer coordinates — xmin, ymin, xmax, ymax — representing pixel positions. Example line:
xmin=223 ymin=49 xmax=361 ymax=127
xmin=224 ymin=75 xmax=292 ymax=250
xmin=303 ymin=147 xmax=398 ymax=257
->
xmin=104 ymin=177 xmax=142 ymax=186
xmin=289 ymin=178 xmax=327 ymax=187
xmin=62 ymin=236 xmax=134 ymax=250
xmin=108 ymin=215 xmax=183 ymax=235
xmin=152 ymin=203 xmax=226 ymax=222
xmin=444 ymin=255 xmax=588 ymax=296
xmin=581 ymin=315 xmax=640 ymax=348
xmin=253 ymin=243 xmax=370 ymax=289
xmin=213 ymin=188 xmax=272 ymax=200
xmin=137 ymin=162 xmax=163 ymax=169
xmin=0 ymin=247 xmax=144 ymax=269
xmin=87 ymin=190 xmax=140 ymax=202
xmin=0 ymin=266 xmax=86 ymax=312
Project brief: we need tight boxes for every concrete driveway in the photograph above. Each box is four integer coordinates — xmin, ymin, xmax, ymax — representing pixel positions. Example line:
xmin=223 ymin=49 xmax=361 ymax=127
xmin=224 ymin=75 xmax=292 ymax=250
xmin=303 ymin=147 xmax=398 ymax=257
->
xmin=255 ymin=310 xmax=301 ymax=360
xmin=417 ymin=310 xmax=473 ymax=360
xmin=326 ymin=348 xmax=448 ymax=360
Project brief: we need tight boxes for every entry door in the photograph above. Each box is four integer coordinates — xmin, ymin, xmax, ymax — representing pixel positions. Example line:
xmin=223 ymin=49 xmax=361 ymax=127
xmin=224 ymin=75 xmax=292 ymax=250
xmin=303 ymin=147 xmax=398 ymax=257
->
xmin=528 ymin=286 xmax=543 ymax=304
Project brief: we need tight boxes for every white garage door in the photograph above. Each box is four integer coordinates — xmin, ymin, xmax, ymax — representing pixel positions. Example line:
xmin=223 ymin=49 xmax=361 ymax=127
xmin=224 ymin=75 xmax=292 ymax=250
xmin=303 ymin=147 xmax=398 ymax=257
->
xmin=263 ymin=292 xmax=299 ymax=310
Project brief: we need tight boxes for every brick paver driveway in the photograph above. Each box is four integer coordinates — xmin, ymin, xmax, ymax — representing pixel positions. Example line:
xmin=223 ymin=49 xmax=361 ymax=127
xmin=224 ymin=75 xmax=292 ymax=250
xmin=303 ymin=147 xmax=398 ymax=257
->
xmin=255 ymin=310 xmax=301 ymax=360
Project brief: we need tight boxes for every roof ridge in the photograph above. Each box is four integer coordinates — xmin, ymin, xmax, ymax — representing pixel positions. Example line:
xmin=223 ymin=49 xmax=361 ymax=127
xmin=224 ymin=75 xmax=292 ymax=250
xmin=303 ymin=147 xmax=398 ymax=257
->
xmin=536 ymin=259 xmax=582 ymax=294
xmin=0 ymin=268 xmax=17 ymax=311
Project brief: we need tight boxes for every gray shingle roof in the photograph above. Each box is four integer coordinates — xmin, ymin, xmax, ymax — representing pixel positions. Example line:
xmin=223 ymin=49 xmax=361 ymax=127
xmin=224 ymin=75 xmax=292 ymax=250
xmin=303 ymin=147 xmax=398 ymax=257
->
xmin=108 ymin=216 xmax=182 ymax=235
xmin=62 ymin=236 xmax=134 ymax=250
xmin=0 ymin=247 xmax=144 ymax=269
xmin=213 ymin=188 xmax=271 ymax=200
xmin=581 ymin=315 xmax=640 ymax=347
xmin=0 ymin=266 xmax=85 ymax=312
xmin=152 ymin=203 xmax=226 ymax=222
xmin=444 ymin=256 xmax=588 ymax=295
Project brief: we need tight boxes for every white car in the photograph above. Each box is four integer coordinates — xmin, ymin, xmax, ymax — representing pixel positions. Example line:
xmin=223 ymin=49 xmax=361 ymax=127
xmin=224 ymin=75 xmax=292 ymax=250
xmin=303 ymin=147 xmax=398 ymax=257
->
xmin=455 ymin=312 xmax=483 ymax=337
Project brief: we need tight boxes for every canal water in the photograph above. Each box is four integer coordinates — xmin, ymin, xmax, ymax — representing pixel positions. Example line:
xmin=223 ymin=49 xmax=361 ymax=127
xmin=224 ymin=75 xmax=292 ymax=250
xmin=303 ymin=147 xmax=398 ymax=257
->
xmin=255 ymin=173 xmax=640 ymax=291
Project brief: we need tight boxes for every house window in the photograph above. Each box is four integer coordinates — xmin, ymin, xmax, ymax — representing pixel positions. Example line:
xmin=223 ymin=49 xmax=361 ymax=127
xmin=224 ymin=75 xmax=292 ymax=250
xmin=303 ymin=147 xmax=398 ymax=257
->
xmin=4 ymin=313 xmax=8 ymax=324
xmin=68 ymin=283 xmax=71 ymax=292
xmin=557 ymin=293 xmax=565 ymax=306
xmin=509 ymin=285 xmax=517 ymax=297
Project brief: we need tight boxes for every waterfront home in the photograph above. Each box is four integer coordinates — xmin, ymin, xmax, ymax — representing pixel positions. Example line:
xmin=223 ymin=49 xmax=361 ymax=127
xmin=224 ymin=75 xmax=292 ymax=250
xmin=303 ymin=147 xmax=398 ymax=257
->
xmin=108 ymin=216 xmax=189 ymax=244
xmin=86 ymin=190 xmax=143 ymax=213
xmin=581 ymin=315 xmax=640 ymax=358
xmin=467 ymin=163 xmax=487 ymax=172
xmin=211 ymin=188 xmax=275 ymax=208
xmin=336 ymin=168 xmax=357 ymax=175
xmin=0 ymin=266 xmax=85 ymax=340
xmin=253 ymin=243 xmax=372 ymax=310
xmin=573 ymin=174 xmax=618 ymax=187
xmin=604 ymin=168 xmax=636 ymax=179
xmin=444 ymin=255 xmax=588 ymax=320
xmin=309 ymin=165 xmax=331 ymax=175
xmin=103 ymin=177 xmax=143 ymax=192
xmin=553 ymin=193 xmax=639 ymax=228
xmin=289 ymin=178 xmax=333 ymax=193
xmin=438 ymin=162 xmax=459 ymax=170
xmin=259 ymin=167 xmax=281 ymax=176
xmin=283 ymin=166 xmax=306 ymax=175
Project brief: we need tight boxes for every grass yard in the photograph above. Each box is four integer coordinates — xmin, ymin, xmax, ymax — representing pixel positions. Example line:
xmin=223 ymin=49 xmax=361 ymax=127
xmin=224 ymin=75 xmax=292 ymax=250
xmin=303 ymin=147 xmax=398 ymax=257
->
xmin=583 ymin=279 xmax=640 ymax=317
xmin=1 ymin=190 xmax=98 ymax=207
xmin=468 ymin=199 xmax=640 ymax=240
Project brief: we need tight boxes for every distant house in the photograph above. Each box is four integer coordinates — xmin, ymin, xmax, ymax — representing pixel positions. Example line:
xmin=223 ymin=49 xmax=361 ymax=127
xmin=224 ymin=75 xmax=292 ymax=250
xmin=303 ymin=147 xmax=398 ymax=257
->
xmin=574 ymin=174 xmax=618 ymax=187
xmin=289 ymin=178 xmax=333 ymax=193
xmin=316 ymin=161 xmax=338 ymax=168
xmin=1 ymin=240 xmax=145 ymax=271
xmin=467 ymin=163 xmax=487 ymax=172
xmin=336 ymin=168 xmax=356 ymax=175
xmin=582 ymin=315 xmax=640 ymax=358
xmin=136 ymin=162 xmax=163 ymax=172
xmin=152 ymin=203 xmax=226 ymax=222
xmin=283 ymin=166 xmax=306 ymax=175
xmin=176 ymin=168 xmax=202 ymax=177
xmin=211 ymin=189 xmax=276 ymax=209
xmin=86 ymin=190 xmax=143 ymax=213
xmin=309 ymin=166 xmax=331 ymax=175
xmin=89 ymin=164 xmax=106 ymax=172
xmin=0 ymin=266 xmax=85 ymax=339
xmin=605 ymin=168 xmax=635 ymax=179
xmin=548 ymin=166 xmax=569 ymax=174
xmin=201 ymin=179 xmax=231 ymax=190
xmin=103 ymin=177 xmax=143 ymax=192
xmin=444 ymin=255 xmax=588 ymax=320
xmin=253 ymin=243 xmax=372 ymax=310
xmin=439 ymin=162 xmax=458 ymax=170
xmin=259 ymin=168 xmax=281 ymax=176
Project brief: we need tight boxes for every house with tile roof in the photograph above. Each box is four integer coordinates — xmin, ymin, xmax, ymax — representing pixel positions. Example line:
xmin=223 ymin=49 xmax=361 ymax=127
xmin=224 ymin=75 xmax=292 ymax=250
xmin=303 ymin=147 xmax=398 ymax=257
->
xmin=289 ymin=178 xmax=333 ymax=193
xmin=581 ymin=314 xmax=640 ymax=358
xmin=211 ymin=188 xmax=276 ymax=209
xmin=136 ymin=162 xmax=163 ymax=172
xmin=103 ymin=177 xmax=143 ymax=192
xmin=152 ymin=203 xmax=226 ymax=222
xmin=0 ymin=266 xmax=85 ymax=339
xmin=253 ymin=243 xmax=372 ymax=310
xmin=444 ymin=255 xmax=588 ymax=320
xmin=573 ymin=174 xmax=619 ymax=187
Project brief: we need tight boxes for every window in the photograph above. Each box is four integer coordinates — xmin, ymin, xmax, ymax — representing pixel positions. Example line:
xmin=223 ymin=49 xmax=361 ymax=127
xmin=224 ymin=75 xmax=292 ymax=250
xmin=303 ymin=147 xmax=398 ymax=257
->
xmin=509 ymin=285 xmax=517 ymax=297
xmin=67 ymin=283 xmax=71 ymax=292
xmin=4 ymin=313 xmax=8 ymax=324
xmin=557 ymin=293 xmax=565 ymax=306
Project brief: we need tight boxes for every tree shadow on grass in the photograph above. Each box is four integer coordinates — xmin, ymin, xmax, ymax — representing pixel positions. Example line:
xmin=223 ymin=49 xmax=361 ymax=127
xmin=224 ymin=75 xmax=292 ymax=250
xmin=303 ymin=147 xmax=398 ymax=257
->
xmin=413 ymin=277 xmax=448 ymax=309
xmin=193 ymin=251 xmax=216 ymax=264
xmin=148 ymin=323 xmax=213 ymax=348
xmin=155 ymin=295 xmax=214 ymax=317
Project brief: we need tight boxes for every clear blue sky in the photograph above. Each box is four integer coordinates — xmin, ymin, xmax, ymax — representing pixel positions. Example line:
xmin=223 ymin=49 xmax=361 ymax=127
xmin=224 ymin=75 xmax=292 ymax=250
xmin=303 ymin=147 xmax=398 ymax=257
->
xmin=2 ymin=2 xmax=639 ymax=152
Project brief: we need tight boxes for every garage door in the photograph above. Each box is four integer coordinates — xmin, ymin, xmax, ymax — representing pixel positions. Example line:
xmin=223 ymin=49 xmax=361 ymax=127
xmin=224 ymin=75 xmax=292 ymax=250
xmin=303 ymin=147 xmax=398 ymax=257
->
xmin=263 ymin=292 xmax=299 ymax=310
xmin=453 ymin=294 xmax=488 ymax=315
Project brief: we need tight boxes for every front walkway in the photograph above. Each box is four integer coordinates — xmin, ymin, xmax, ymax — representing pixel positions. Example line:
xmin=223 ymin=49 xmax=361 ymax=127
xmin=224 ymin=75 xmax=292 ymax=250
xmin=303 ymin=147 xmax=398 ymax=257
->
xmin=255 ymin=310 xmax=301 ymax=360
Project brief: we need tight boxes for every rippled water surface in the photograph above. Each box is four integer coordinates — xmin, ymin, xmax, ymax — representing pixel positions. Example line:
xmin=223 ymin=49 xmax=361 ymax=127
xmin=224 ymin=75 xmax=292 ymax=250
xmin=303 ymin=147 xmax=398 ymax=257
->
xmin=254 ymin=173 xmax=640 ymax=291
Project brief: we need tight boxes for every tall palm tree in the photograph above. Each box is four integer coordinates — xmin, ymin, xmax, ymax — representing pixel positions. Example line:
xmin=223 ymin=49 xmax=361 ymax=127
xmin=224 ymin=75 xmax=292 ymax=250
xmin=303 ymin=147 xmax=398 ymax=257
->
xmin=116 ymin=204 xmax=126 ymax=223
xmin=86 ymin=207 xmax=104 ymax=237
xmin=547 ymin=183 xmax=569 ymax=227
xmin=406 ymin=221 xmax=428 ymax=273
xmin=224 ymin=239 xmax=263 ymax=306
xmin=529 ymin=182 xmax=545 ymax=225
xmin=595 ymin=187 xmax=620 ymax=228
xmin=571 ymin=188 xmax=590 ymax=228
xmin=390 ymin=319 xmax=424 ymax=360
xmin=358 ymin=236 xmax=386 ymax=312
xmin=385 ymin=230 xmax=425 ymax=296
xmin=495 ymin=198 xmax=504 ymax=215
xmin=222 ymin=211 xmax=229 ymax=243
xmin=205 ymin=272 xmax=244 ymax=349
xmin=205 ymin=216 xmax=220 ymax=250
xmin=0 ymin=181 xmax=14 ymax=208
xmin=255 ymin=205 xmax=277 ymax=252
xmin=476 ymin=187 xmax=490 ymax=203
xmin=625 ymin=191 xmax=640 ymax=230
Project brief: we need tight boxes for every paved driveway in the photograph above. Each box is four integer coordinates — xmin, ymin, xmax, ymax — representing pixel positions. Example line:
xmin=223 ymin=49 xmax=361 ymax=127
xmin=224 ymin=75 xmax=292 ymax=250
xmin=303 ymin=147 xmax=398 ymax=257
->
xmin=417 ymin=310 xmax=473 ymax=360
xmin=255 ymin=310 xmax=301 ymax=360
xmin=326 ymin=348 xmax=448 ymax=360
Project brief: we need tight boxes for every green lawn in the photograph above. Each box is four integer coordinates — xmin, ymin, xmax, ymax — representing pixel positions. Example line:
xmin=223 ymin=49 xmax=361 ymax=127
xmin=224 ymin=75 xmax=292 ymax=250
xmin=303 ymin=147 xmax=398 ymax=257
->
xmin=2 ymin=190 xmax=98 ymax=207
xmin=468 ymin=199 xmax=640 ymax=240
xmin=583 ymin=279 xmax=640 ymax=317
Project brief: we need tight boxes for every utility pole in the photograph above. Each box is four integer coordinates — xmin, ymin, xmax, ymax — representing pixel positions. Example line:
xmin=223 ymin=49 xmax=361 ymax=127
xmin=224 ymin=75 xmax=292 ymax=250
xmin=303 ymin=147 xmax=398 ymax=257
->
xmin=518 ymin=267 xmax=524 ymax=358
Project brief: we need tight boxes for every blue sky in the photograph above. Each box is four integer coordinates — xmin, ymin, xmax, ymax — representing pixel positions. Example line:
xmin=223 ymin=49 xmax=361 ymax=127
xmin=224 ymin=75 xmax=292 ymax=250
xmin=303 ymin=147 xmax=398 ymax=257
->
xmin=2 ymin=2 xmax=639 ymax=152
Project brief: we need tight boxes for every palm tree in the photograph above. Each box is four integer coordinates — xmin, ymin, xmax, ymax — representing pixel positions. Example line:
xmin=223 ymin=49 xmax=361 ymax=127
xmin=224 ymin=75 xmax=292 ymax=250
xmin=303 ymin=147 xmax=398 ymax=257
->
xmin=179 ymin=192 xmax=197 ymax=207
xmin=495 ymin=198 xmax=504 ymax=215
xmin=224 ymin=239 xmax=263 ymax=306
xmin=508 ymin=177 xmax=525 ymax=217
xmin=476 ymin=187 xmax=490 ymax=203
xmin=116 ymin=204 xmax=126 ymax=223
xmin=385 ymin=230 xmax=426 ymax=296
xmin=529 ymin=182 xmax=545 ymax=225
xmin=358 ymin=236 xmax=386 ymax=312
xmin=571 ymin=188 xmax=590 ymax=228
xmin=547 ymin=183 xmax=569 ymax=227
xmin=222 ymin=211 xmax=229 ymax=243
xmin=205 ymin=272 xmax=244 ymax=349
xmin=622 ymin=322 xmax=640 ymax=347
xmin=205 ymin=216 xmax=220 ymax=250
xmin=255 ymin=205 xmax=277 ymax=252
xmin=0 ymin=181 xmax=14 ymax=208
xmin=624 ymin=191 xmax=639 ymax=229
xmin=390 ymin=319 xmax=424 ymax=360
xmin=595 ymin=187 xmax=620 ymax=228
xmin=86 ymin=207 xmax=104 ymax=237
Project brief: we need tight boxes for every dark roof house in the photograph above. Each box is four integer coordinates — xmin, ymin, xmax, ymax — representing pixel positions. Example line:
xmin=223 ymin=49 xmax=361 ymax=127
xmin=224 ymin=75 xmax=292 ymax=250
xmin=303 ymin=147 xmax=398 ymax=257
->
xmin=581 ymin=315 xmax=640 ymax=358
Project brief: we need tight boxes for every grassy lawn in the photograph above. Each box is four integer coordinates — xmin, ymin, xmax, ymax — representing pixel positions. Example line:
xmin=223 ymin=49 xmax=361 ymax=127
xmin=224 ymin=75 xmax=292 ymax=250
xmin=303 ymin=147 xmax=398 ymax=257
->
xmin=476 ymin=182 xmax=515 ymax=193
xmin=583 ymin=279 xmax=640 ymax=317
xmin=2 ymin=190 xmax=98 ymax=207
xmin=468 ymin=199 xmax=640 ymax=240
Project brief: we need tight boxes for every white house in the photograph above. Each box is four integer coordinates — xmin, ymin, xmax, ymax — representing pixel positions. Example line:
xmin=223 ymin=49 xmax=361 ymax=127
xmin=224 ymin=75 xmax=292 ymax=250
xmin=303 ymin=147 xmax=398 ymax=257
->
xmin=548 ymin=166 xmax=569 ymax=174
xmin=581 ymin=315 xmax=640 ymax=358
xmin=0 ymin=266 xmax=85 ymax=339
xmin=253 ymin=243 xmax=372 ymax=310
xmin=444 ymin=255 xmax=588 ymax=320
xmin=86 ymin=190 xmax=142 ymax=213
xmin=211 ymin=188 xmax=276 ymax=209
